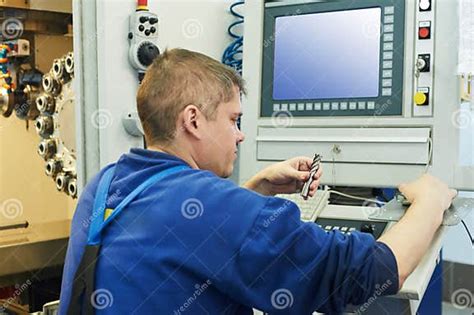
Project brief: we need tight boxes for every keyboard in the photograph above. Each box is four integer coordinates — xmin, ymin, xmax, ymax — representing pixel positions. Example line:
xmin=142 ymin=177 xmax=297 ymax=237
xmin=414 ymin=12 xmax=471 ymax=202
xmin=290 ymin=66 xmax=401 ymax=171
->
xmin=277 ymin=190 xmax=330 ymax=222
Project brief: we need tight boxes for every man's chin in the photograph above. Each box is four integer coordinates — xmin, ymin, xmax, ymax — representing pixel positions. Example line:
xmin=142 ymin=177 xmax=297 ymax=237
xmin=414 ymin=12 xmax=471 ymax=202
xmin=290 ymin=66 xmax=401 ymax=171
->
xmin=221 ymin=166 xmax=234 ymax=178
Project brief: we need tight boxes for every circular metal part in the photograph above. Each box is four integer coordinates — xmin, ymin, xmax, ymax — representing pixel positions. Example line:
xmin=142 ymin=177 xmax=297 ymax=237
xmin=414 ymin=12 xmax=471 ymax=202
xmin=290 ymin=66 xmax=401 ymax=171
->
xmin=55 ymin=172 xmax=70 ymax=191
xmin=36 ymin=93 xmax=55 ymax=114
xmin=23 ymin=85 xmax=40 ymax=120
xmin=0 ymin=91 xmax=15 ymax=117
xmin=42 ymin=74 xmax=61 ymax=95
xmin=36 ymin=52 xmax=77 ymax=198
xmin=38 ymin=139 xmax=57 ymax=160
xmin=52 ymin=58 xmax=65 ymax=81
xmin=35 ymin=115 xmax=54 ymax=137
xmin=416 ymin=58 xmax=427 ymax=71
xmin=45 ymin=159 xmax=62 ymax=177
xmin=65 ymin=52 xmax=74 ymax=75
xmin=68 ymin=178 xmax=77 ymax=198
xmin=13 ymin=85 xmax=40 ymax=120
xmin=0 ymin=92 xmax=9 ymax=114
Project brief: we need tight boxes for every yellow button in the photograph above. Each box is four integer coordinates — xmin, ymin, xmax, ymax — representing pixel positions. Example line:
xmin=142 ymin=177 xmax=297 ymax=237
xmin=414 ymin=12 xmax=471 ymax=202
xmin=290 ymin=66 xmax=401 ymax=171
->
xmin=414 ymin=92 xmax=427 ymax=105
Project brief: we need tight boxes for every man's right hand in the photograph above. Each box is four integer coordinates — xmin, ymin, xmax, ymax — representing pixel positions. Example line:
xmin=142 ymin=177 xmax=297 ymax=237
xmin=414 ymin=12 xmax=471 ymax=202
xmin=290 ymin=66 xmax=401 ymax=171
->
xmin=379 ymin=174 xmax=457 ymax=289
xmin=398 ymin=174 xmax=457 ymax=224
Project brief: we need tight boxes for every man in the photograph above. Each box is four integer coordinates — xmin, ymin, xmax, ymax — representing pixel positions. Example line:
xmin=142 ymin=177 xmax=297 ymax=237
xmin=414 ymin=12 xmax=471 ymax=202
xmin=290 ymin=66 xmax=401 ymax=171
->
xmin=59 ymin=48 xmax=456 ymax=314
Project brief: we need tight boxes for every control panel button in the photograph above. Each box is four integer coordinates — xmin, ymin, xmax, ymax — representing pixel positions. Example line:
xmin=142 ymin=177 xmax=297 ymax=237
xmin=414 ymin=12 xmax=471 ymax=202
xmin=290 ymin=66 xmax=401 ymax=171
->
xmin=360 ymin=223 xmax=376 ymax=235
xmin=416 ymin=54 xmax=431 ymax=72
xmin=414 ymin=88 xmax=430 ymax=106
xmin=418 ymin=22 xmax=431 ymax=39
xmin=419 ymin=0 xmax=431 ymax=11
xmin=139 ymin=16 xmax=149 ymax=23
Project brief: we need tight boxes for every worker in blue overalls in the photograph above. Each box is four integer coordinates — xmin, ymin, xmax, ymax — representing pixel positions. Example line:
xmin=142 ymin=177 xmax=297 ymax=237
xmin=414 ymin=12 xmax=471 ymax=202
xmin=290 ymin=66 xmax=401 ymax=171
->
xmin=59 ymin=48 xmax=457 ymax=314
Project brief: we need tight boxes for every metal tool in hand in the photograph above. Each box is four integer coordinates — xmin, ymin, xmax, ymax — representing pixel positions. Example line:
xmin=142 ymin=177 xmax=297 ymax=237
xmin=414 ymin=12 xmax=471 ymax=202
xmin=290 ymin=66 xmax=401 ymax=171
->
xmin=301 ymin=154 xmax=322 ymax=199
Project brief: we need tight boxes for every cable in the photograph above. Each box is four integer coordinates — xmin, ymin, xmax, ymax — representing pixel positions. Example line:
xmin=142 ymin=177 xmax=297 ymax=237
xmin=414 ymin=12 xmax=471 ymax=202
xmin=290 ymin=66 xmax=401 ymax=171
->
xmin=424 ymin=137 xmax=433 ymax=173
xmin=460 ymin=219 xmax=474 ymax=246
xmin=222 ymin=1 xmax=244 ymax=74
xmin=328 ymin=189 xmax=387 ymax=205
xmin=0 ymin=44 xmax=15 ymax=94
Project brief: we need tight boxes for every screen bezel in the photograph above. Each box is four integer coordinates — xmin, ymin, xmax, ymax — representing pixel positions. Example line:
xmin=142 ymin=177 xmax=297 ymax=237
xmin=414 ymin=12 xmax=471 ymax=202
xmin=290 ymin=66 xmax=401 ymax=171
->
xmin=261 ymin=0 xmax=405 ymax=117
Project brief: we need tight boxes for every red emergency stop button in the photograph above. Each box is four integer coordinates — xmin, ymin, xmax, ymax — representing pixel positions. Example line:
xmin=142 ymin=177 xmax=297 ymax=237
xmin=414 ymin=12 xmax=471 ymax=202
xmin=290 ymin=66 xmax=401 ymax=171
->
xmin=419 ymin=27 xmax=430 ymax=39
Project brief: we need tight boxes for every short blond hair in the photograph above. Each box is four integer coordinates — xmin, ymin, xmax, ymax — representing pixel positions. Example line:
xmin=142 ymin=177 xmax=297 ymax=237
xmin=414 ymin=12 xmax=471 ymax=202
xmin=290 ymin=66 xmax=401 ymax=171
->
xmin=136 ymin=48 xmax=246 ymax=144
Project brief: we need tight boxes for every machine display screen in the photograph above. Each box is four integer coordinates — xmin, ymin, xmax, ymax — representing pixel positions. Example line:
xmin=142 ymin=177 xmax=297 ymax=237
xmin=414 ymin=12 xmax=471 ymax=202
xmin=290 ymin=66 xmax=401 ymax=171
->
xmin=272 ymin=7 xmax=382 ymax=100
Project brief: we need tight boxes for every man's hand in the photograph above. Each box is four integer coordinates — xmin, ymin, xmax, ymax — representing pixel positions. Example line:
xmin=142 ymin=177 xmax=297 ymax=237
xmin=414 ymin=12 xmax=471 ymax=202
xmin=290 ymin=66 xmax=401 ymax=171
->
xmin=398 ymin=174 xmax=457 ymax=224
xmin=378 ymin=174 xmax=457 ymax=289
xmin=243 ymin=156 xmax=323 ymax=197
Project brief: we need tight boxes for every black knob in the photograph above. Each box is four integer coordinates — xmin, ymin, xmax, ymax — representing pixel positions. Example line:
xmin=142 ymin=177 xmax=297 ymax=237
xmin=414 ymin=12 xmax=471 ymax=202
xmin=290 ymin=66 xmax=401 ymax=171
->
xmin=139 ymin=16 xmax=149 ymax=23
xmin=145 ymin=29 xmax=151 ymax=36
xmin=137 ymin=42 xmax=160 ymax=67
xmin=149 ymin=17 xmax=158 ymax=24
xmin=150 ymin=27 xmax=156 ymax=34
xmin=139 ymin=25 xmax=145 ymax=32
xmin=128 ymin=32 xmax=133 ymax=39
xmin=360 ymin=223 xmax=375 ymax=235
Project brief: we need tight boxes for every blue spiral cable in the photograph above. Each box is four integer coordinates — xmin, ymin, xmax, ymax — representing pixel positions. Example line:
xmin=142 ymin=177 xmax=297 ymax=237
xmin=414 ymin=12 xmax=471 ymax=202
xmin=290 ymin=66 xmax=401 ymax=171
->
xmin=222 ymin=1 xmax=244 ymax=74
xmin=0 ymin=44 xmax=14 ymax=93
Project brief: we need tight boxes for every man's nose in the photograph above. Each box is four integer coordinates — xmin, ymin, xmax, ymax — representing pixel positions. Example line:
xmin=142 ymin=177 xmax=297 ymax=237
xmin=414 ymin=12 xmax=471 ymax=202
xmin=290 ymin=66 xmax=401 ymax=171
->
xmin=237 ymin=129 xmax=245 ymax=143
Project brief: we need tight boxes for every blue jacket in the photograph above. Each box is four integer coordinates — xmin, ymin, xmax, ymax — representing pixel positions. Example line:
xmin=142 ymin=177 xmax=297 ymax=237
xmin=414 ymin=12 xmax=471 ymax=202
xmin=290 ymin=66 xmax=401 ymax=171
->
xmin=59 ymin=148 xmax=398 ymax=314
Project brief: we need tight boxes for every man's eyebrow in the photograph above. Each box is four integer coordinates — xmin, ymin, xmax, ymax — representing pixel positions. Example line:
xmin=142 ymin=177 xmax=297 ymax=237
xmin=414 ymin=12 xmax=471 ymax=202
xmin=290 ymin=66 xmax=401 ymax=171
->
xmin=233 ymin=112 xmax=243 ymax=117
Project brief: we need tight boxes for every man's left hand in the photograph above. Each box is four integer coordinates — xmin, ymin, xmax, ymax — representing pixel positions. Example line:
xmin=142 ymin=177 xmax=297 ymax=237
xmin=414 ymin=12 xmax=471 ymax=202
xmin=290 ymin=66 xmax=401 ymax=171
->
xmin=243 ymin=156 xmax=323 ymax=197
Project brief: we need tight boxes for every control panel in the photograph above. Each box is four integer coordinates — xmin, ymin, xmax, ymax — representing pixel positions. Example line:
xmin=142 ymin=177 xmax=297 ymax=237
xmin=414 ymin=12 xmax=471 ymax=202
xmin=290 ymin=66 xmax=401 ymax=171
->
xmin=128 ymin=8 xmax=160 ymax=73
xmin=413 ymin=0 xmax=434 ymax=117
xmin=315 ymin=218 xmax=388 ymax=239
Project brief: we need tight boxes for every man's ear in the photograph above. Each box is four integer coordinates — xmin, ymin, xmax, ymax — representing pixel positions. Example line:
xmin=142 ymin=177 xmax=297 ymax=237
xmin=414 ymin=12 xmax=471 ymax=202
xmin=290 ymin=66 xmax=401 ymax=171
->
xmin=179 ymin=104 xmax=203 ymax=139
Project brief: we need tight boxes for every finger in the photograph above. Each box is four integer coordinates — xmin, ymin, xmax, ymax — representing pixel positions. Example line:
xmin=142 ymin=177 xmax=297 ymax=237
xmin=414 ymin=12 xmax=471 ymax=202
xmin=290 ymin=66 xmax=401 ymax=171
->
xmin=310 ymin=179 xmax=320 ymax=191
xmin=398 ymin=183 xmax=413 ymax=201
xmin=314 ymin=167 xmax=323 ymax=179
xmin=297 ymin=157 xmax=313 ymax=172
xmin=450 ymin=189 xmax=458 ymax=199
xmin=308 ymin=180 xmax=320 ymax=197
xmin=295 ymin=170 xmax=310 ymax=182
xmin=398 ymin=182 xmax=407 ymax=194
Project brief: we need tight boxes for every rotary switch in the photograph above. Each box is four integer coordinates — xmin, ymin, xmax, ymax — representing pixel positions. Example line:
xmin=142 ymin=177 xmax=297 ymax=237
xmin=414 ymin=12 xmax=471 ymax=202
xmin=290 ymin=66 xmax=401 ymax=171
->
xmin=137 ymin=42 xmax=160 ymax=67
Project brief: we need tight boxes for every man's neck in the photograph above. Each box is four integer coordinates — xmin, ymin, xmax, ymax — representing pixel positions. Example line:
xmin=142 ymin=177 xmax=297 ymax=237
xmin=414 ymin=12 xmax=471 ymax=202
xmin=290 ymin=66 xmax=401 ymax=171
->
xmin=147 ymin=143 xmax=200 ymax=170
